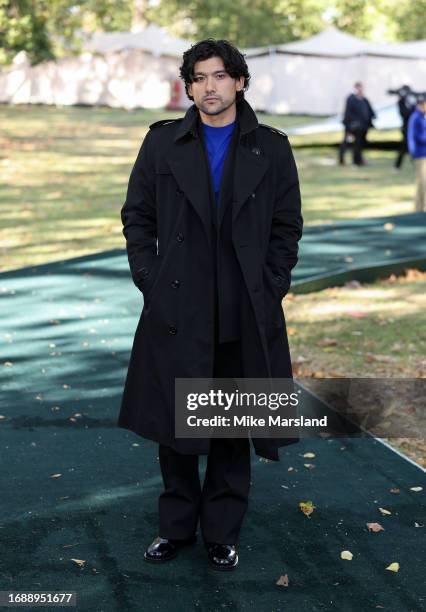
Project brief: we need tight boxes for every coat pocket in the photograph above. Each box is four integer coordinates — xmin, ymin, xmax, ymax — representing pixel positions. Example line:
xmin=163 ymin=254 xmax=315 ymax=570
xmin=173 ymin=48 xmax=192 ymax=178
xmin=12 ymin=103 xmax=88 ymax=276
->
xmin=263 ymin=266 xmax=285 ymax=329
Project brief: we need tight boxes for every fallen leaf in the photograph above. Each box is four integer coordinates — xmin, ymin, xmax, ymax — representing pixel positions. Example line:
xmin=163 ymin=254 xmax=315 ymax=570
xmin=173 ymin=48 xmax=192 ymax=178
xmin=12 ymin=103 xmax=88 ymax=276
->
xmin=341 ymin=550 xmax=353 ymax=560
xmin=303 ymin=452 xmax=316 ymax=458
xmin=304 ymin=463 xmax=316 ymax=469
xmin=317 ymin=338 xmax=338 ymax=347
xmin=50 ymin=473 xmax=62 ymax=478
xmin=70 ymin=559 xmax=85 ymax=568
xmin=414 ymin=522 xmax=423 ymax=528
xmin=378 ymin=507 xmax=391 ymax=515
xmin=276 ymin=574 xmax=289 ymax=587
xmin=390 ymin=488 xmax=400 ymax=494
xmin=383 ymin=222 xmax=394 ymax=231
xmin=409 ymin=486 xmax=423 ymax=492
xmin=295 ymin=355 xmax=309 ymax=364
xmin=367 ymin=522 xmax=385 ymax=533
xmin=299 ymin=500 xmax=315 ymax=517
xmin=385 ymin=562 xmax=399 ymax=572
xmin=366 ymin=353 xmax=396 ymax=363
xmin=344 ymin=280 xmax=362 ymax=289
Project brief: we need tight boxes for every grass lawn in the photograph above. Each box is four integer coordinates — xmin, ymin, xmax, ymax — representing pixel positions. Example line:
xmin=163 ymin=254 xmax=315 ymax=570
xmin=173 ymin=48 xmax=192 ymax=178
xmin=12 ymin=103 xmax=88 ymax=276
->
xmin=0 ymin=104 xmax=417 ymax=272
xmin=284 ymin=269 xmax=426 ymax=467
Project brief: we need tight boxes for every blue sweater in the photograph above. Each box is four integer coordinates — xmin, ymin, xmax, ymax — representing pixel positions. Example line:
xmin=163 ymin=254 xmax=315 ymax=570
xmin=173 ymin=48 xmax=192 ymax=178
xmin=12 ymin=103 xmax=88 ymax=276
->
xmin=202 ymin=121 xmax=236 ymax=202
xmin=407 ymin=109 xmax=426 ymax=159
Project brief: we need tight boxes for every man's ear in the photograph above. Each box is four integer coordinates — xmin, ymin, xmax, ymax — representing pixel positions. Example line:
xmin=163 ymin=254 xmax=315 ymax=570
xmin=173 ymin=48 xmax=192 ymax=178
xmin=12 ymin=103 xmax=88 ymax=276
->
xmin=236 ymin=76 xmax=245 ymax=92
xmin=188 ymin=83 xmax=193 ymax=97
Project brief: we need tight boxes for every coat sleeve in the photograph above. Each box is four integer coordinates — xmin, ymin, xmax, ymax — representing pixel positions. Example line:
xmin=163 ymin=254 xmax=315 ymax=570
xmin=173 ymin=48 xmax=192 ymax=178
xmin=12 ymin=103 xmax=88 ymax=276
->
xmin=120 ymin=129 xmax=160 ymax=294
xmin=342 ymin=95 xmax=352 ymax=128
xmin=264 ymin=136 xmax=303 ymax=300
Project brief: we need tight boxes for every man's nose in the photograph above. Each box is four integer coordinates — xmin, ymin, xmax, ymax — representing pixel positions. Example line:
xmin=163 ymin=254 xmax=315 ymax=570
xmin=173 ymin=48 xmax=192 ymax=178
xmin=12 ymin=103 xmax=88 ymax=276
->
xmin=205 ymin=76 xmax=216 ymax=92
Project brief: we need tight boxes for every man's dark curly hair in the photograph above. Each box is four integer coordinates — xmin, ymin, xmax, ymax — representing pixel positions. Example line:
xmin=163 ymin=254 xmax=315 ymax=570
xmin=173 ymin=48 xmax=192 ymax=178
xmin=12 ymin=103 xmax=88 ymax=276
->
xmin=179 ymin=39 xmax=250 ymax=104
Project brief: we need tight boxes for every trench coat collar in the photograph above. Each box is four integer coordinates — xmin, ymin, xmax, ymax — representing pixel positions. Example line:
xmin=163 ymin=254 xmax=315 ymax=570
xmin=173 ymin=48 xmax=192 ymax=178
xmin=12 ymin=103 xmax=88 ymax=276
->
xmin=173 ymin=98 xmax=259 ymax=142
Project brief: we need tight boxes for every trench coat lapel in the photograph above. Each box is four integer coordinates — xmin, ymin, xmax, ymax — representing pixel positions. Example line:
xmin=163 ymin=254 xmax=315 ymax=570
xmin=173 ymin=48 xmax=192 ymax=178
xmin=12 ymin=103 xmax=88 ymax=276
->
xmin=166 ymin=106 xmax=212 ymax=249
xmin=232 ymin=144 xmax=270 ymax=224
xmin=166 ymin=140 xmax=212 ymax=249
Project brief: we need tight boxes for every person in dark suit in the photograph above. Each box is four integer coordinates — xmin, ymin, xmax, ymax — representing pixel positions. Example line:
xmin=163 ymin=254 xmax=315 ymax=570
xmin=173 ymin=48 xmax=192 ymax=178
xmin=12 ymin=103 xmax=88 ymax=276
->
xmin=339 ymin=81 xmax=376 ymax=166
xmin=118 ymin=39 xmax=303 ymax=571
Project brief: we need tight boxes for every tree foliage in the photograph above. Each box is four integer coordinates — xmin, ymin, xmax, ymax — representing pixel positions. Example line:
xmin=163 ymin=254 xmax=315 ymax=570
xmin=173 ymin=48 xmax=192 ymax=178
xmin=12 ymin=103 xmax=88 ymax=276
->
xmin=0 ymin=0 xmax=425 ymax=67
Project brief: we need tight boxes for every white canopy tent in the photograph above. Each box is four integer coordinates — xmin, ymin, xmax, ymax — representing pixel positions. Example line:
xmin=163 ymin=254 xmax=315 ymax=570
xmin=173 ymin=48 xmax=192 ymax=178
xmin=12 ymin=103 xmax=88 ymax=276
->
xmin=244 ymin=27 xmax=426 ymax=115
xmin=0 ymin=24 xmax=191 ymax=109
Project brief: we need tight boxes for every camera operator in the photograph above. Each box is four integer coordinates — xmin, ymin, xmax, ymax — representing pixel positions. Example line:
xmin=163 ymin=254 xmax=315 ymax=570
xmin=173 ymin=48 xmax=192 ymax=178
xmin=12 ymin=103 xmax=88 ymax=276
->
xmin=388 ymin=85 xmax=417 ymax=169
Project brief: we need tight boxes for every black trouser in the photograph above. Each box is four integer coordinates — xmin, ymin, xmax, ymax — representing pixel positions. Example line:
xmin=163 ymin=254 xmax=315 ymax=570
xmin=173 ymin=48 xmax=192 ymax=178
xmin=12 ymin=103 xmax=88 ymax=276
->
xmin=395 ymin=124 xmax=408 ymax=169
xmin=158 ymin=339 xmax=251 ymax=545
xmin=339 ymin=129 xmax=368 ymax=165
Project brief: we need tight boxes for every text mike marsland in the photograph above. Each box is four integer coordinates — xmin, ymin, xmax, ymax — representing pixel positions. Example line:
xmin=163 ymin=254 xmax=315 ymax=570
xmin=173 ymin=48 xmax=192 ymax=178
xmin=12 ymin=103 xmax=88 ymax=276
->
xmin=186 ymin=415 xmax=328 ymax=428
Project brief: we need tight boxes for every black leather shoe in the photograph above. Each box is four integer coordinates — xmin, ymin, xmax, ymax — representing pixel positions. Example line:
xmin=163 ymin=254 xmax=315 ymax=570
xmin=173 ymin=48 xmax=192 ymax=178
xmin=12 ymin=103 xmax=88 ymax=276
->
xmin=206 ymin=543 xmax=238 ymax=571
xmin=143 ymin=535 xmax=197 ymax=563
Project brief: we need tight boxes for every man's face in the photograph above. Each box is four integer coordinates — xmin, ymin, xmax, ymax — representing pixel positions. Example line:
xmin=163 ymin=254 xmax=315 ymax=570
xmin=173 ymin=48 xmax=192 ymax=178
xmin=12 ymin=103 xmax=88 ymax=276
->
xmin=355 ymin=83 xmax=364 ymax=96
xmin=187 ymin=56 xmax=244 ymax=117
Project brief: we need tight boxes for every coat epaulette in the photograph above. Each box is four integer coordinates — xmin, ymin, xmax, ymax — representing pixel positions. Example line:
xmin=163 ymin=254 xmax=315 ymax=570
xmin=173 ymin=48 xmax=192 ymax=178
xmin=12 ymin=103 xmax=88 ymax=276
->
xmin=258 ymin=123 xmax=288 ymax=138
xmin=149 ymin=118 xmax=182 ymax=130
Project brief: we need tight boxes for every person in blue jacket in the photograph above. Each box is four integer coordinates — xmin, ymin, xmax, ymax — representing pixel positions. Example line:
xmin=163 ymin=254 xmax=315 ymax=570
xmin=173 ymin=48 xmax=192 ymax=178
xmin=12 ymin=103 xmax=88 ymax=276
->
xmin=407 ymin=93 xmax=426 ymax=212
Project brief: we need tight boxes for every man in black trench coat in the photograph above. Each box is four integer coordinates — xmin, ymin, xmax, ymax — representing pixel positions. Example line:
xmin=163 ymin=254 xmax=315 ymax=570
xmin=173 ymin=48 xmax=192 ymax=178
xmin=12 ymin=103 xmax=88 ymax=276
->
xmin=118 ymin=39 xmax=303 ymax=570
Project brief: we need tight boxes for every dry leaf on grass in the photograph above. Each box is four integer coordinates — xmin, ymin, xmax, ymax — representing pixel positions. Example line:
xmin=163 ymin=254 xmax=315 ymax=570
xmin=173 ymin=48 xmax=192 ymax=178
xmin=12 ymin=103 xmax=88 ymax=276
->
xmin=70 ymin=559 xmax=85 ymax=568
xmin=50 ymin=473 xmax=62 ymax=478
xmin=303 ymin=452 xmax=316 ymax=458
xmin=304 ymin=463 xmax=316 ymax=469
xmin=317 ymin=338 xmax=338 ymax=347
xmin=276 ymin=574 xmax=289 ymax=587
xmin=299 ymin=500 xmax=315 ymax=517
xmin=366 ymin=353 xmax=396 ymax=363
xmin=341 ymin=550 xmax=353 ymax=560
xmin=367 ymin=522 xmax=385 ymax=533
xmin=390 ymin=488 xmax=400 ymax=494
xmin=378 ymin=507 xmax=391 ymax=515
xmin=409 ymin=486 xmax=423 ymax=492
xmin=386 ymin=562 xmax=399 ymax=572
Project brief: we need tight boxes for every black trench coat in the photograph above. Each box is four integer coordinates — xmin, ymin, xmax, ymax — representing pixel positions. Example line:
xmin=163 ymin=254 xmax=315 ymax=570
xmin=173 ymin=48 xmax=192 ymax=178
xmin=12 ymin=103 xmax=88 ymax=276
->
xmin=118 ymin=99 xmax=303 ymax=461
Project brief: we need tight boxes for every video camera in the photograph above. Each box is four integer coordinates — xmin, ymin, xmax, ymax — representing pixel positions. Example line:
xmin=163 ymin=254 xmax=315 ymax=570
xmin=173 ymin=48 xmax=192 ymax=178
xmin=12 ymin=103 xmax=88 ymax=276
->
xmin=387 ymin=86 xmax=426 ymax=104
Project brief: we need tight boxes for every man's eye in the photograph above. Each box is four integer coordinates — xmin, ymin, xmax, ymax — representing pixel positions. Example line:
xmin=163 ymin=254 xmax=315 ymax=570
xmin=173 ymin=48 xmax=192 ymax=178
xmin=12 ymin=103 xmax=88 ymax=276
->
xmin=216 ymin=73 xmax=227 ymax=79
xmin=194 ymin=76 xmax=204 ymax=83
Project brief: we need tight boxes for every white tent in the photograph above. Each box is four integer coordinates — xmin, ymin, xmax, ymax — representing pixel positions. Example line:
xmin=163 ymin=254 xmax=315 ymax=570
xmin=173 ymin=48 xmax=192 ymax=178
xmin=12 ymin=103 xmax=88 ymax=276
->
xmin=244 ymin=27 xmax=426 ymax=115
xmin=0 ymin=24 xmax=191 ymax=109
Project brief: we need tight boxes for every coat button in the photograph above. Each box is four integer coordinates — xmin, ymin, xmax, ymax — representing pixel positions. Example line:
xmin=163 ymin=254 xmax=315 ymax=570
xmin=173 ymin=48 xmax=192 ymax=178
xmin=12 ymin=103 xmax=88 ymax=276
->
xmin=168 ymin=325 xmax=177 ymax=335
xmin=251 ymin=147 xmax=261 ymax=156
xmin=176 ymin=233 xmax=184 ymax=242
xmin=251 ymin=192 xmax=256 ymax=198
xmin=171 ymin=279 xmax=180 ymax=289
xmin=138 ymin=266 xmax=149 ymax=278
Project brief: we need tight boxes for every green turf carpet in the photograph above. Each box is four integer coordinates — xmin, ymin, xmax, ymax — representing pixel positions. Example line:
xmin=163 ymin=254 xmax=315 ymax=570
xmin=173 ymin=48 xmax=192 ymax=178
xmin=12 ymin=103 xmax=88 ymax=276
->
xmin=1 ymin=213 xmax=425 ymax=611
